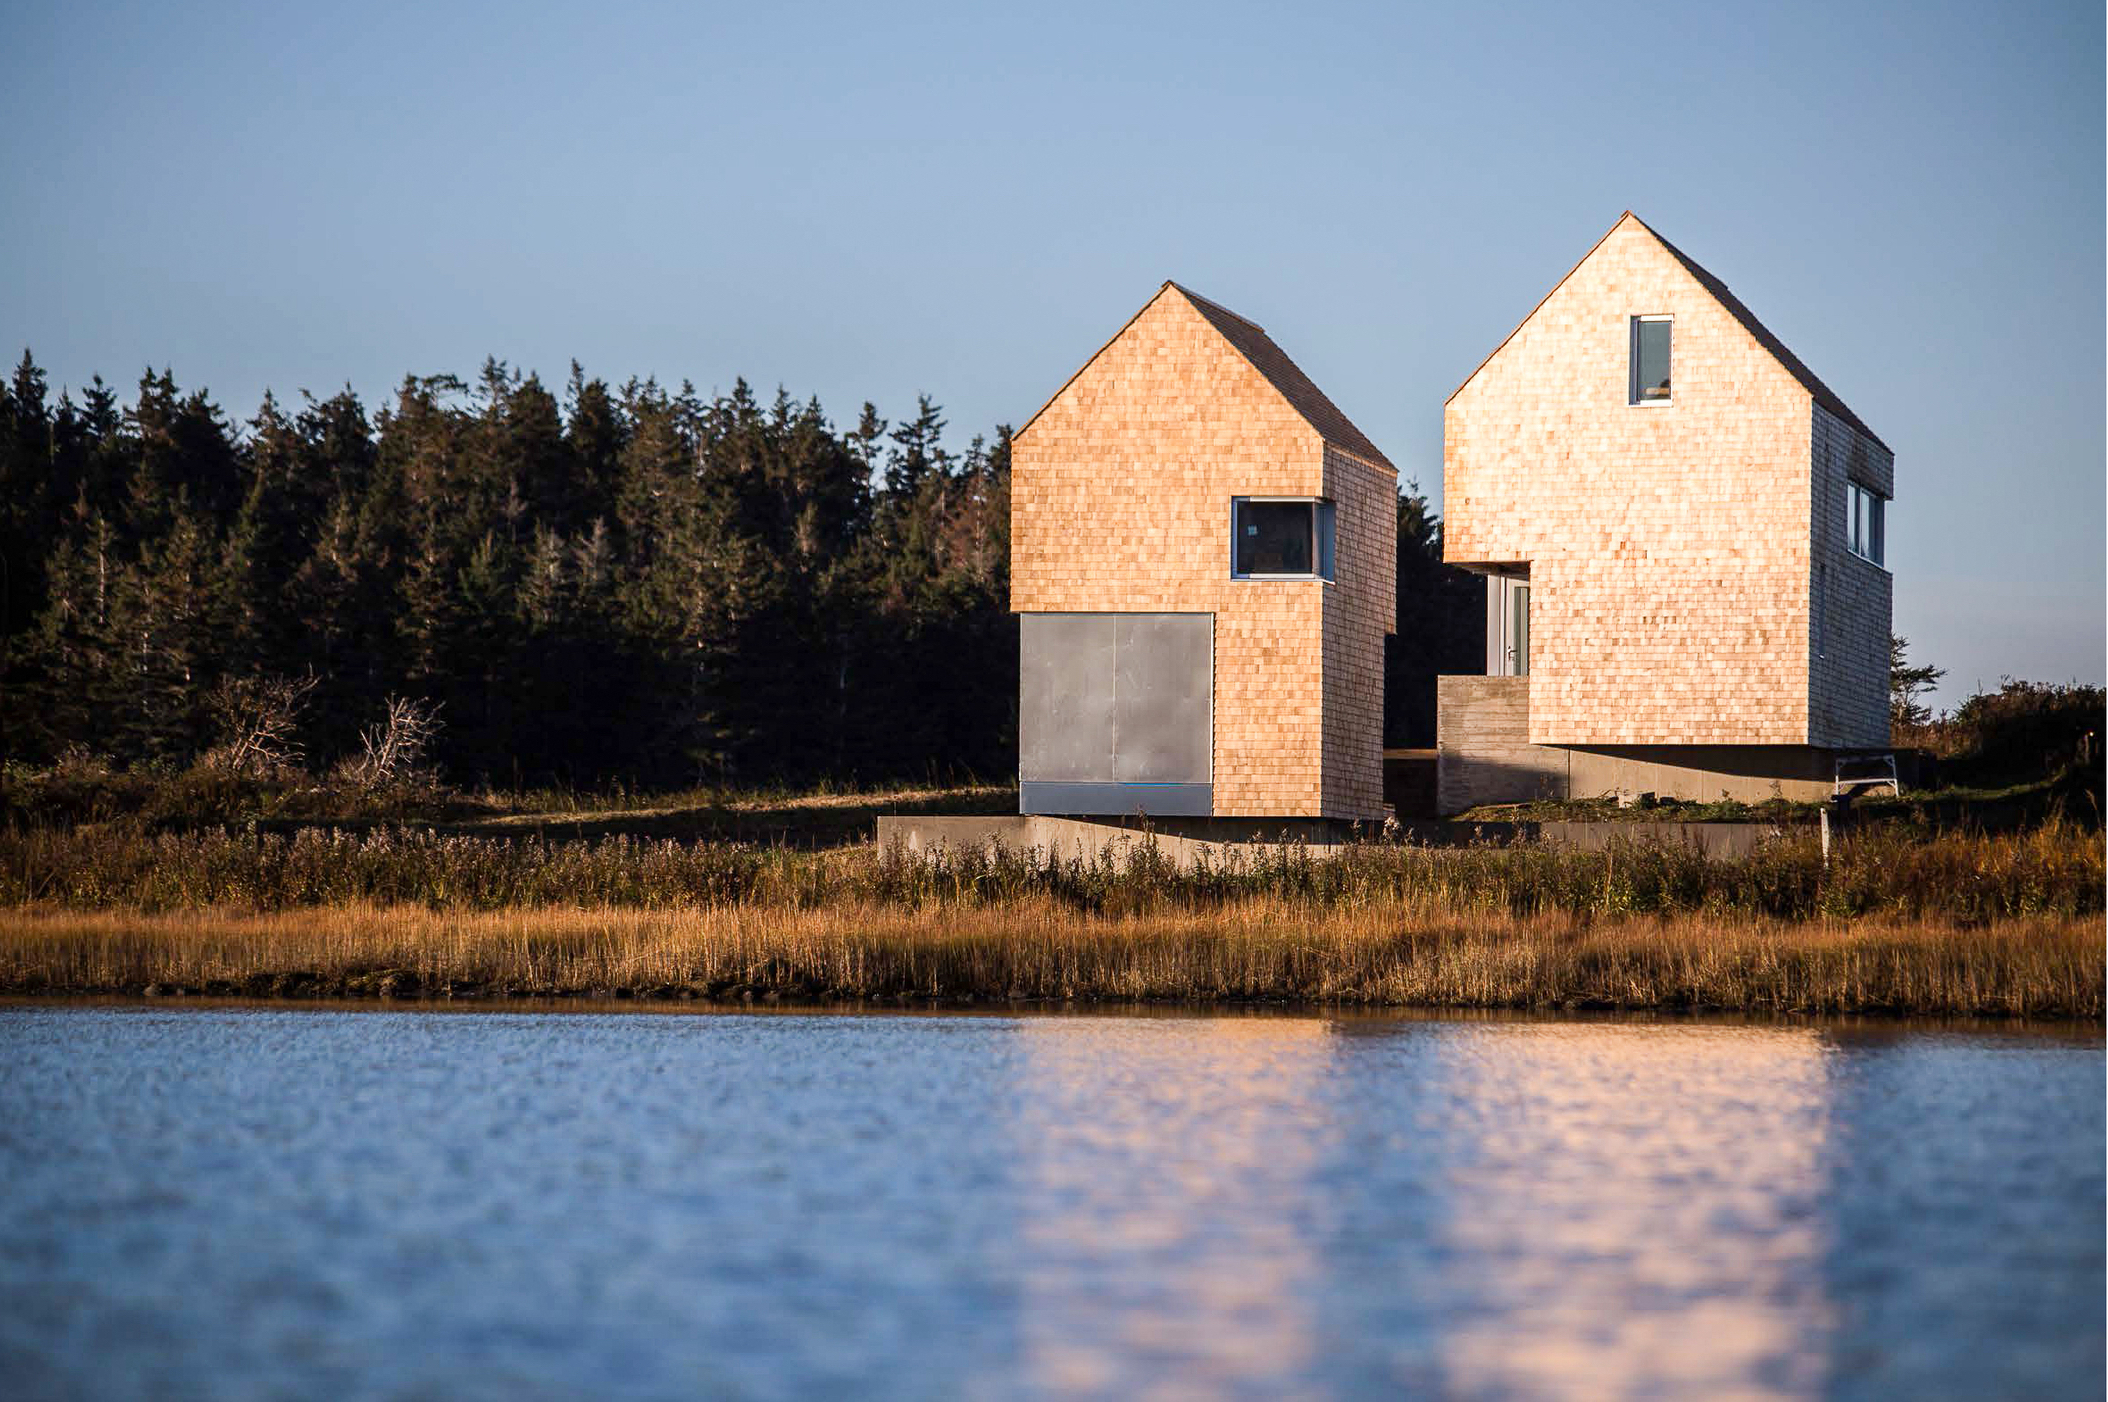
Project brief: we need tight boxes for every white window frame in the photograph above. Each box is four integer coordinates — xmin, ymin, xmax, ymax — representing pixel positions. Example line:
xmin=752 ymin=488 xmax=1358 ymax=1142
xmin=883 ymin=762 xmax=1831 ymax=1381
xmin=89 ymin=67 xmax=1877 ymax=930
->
xmin=1628 ymin=314 xmax=1673 ymax=407
xmin=1487 ymin=576 xmax=1530 ymax=677
xmin=1846 ymin=481 xmax=1885 ymax=567
xmin=1230 ymin=496 xmax=1335 ymax=581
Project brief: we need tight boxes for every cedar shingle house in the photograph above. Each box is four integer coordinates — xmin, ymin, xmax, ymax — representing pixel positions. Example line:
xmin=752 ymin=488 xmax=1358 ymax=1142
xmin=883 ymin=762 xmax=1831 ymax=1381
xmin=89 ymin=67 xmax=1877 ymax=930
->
xmin=1010 ymin=283 xmax=1397 ymax=821
xmin=1439 ymin=212 xmax=1894 ymax=810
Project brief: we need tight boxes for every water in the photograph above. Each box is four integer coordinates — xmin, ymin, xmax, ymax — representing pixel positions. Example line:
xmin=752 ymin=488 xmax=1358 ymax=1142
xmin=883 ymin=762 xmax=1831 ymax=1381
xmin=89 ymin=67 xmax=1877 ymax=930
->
xmin=0 ymin=1005 xmax=2099 ymax=1400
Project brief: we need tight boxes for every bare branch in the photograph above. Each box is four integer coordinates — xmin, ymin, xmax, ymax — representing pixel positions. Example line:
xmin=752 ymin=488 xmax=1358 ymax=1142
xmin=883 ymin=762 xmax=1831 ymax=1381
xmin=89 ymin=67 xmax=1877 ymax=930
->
xmin=204 ymin=672 xmax=318 ymax=777
xmin=343 ymin=695 xmax=445 ymax=790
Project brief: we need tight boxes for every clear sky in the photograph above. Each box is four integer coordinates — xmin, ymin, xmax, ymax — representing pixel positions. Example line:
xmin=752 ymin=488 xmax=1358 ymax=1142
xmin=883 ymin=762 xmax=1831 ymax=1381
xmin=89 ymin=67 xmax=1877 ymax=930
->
xmin=3 ymin=0 xmax=2100 ymax=706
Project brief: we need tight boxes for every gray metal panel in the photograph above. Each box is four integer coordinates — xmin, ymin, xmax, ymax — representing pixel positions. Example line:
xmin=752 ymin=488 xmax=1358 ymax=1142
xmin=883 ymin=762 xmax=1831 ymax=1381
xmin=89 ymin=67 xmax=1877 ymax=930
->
xmin=1113 ymin=614 xmax=1212 ymax=783
xmin=1019 ymin=614 xmax=1116 ymax=781
xmin=1020 ymin=782 xmax=1214 ymax=818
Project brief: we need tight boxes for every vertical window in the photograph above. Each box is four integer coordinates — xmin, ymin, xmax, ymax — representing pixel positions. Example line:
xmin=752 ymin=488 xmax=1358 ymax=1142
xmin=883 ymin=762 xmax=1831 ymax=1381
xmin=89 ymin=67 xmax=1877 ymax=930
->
xmin=1629 ymin=315 xmax=1672 ymax=404
xmin=1232 ymin=498 xmax=1335 ymax=580
xmin=1846 ymin=481 xmax=1885 ymax=566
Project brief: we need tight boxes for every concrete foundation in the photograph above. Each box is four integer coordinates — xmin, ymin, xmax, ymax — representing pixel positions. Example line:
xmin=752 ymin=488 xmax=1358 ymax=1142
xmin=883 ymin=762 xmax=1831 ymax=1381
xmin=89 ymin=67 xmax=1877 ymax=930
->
xmin=875 ymin=814 xmax=1369 ymax=869
xmin=1435 ymin=676 xmax=1567 ymax=812
xmin=1436 ymin=675 xmax=1858 ymax=813
xmin=876 ymin=813 xmax=1811 ymax=865
xmin=1562 ymin=746 xmax=1836 ymax=805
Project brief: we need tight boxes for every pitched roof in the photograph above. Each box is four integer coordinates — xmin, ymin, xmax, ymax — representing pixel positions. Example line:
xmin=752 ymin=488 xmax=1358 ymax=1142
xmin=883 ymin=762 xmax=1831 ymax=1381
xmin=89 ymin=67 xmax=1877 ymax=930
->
xmin=1639 ymin=218 xmax=1889 ymax=451
xmin=1169 ymin=284 xmax=1394 ymax=469
xmin=1016 ymin=281 xmax=1395 ymax=471
xmin=1449 ymin=212 xmax=1889 ymax=453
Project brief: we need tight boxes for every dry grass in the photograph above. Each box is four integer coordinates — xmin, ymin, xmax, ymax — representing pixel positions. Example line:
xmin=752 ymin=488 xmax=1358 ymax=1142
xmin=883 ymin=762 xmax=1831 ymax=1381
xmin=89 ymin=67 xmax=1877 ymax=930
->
xmin=3 ymin=821 xmax=2101 ymax=925
xmin=1 ymin=898 xmax=2097 ymax=1018
xmin=1 ymin=816 xmax=2097 ymax=1016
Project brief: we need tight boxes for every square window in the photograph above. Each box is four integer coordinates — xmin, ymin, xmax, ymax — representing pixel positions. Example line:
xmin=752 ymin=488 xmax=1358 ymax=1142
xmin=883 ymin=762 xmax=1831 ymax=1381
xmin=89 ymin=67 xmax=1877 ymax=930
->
xmin=1232 ymin=498 xmax=1333 ymax=580
xmin=1630 ymin=315 xmax=1672 ymax=404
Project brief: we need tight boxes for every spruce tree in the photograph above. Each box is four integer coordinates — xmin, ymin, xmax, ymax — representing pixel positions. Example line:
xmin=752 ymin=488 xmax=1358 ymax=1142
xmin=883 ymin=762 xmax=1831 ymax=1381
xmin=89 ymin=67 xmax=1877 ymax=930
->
xmin=884 ymin=395 xmax=949 ymax=499
xmin=2 ymin=348 xmax=1022 ymax=786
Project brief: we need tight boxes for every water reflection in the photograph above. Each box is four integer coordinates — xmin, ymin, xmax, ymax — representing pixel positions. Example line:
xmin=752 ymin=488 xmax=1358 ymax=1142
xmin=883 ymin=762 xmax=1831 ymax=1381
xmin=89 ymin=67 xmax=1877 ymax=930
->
xmin=1410 ymin=1023 xmax=1836 ymax=1399
xmin=0 ymin=1006 xmax=2097 ymax=1399
xmin=1815 ymin=1030 xmax=2107 ymax=1397
xmin=1005 ymin=1017 xmax=1335 ymax=1397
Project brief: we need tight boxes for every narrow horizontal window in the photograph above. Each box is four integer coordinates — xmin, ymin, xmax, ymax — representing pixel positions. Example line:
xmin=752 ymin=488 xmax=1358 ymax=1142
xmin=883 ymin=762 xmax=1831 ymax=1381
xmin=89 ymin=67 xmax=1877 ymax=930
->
xmin=1629 ymin=315 xmax=1672 ymax=405
xmin=1846 ymin=481 xmax=1885 ymax=566
xmin=1231 ymin=497 xmax=1333 ymax=580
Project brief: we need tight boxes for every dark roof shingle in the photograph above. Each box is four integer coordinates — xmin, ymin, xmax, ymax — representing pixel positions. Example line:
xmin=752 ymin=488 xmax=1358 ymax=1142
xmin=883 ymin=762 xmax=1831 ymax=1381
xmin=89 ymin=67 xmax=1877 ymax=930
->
xmin=1447 ymin=212 xmax=1888 ymax=455
xmin=1170 ymin=283 xmax=1394 ymax=470
xmin=1634 ymin=216 xmax=1889 ymax=452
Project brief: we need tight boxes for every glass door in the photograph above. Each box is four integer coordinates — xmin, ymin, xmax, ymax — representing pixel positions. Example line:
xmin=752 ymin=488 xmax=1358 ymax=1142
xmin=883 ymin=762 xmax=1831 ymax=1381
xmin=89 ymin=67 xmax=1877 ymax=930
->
xmin=1508 ymin=585 xmax=1530 ymax=677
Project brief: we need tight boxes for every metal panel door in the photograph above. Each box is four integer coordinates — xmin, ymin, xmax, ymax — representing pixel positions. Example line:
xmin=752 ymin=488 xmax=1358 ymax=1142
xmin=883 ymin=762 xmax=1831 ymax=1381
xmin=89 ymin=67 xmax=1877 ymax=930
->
xmin=1113 ymin=614 xmax=1212 ymax=783
xmin=1019 ymin=613 xmax=1212 ymax=816
xmin=1018 ymin=614 xmax=1117 ymax=781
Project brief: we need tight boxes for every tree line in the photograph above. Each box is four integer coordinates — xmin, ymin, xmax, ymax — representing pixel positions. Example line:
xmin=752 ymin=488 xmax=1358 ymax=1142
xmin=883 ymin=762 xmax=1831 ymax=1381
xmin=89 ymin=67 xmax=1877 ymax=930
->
xmin=0 ymin=350 xmax=1479 ymax=789
xmin=0 ymin=351 xmax=1020 ymax=786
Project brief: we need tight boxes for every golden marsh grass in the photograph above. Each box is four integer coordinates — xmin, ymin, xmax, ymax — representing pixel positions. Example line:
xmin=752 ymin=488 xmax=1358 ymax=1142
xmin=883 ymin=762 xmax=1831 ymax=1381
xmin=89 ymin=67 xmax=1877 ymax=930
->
xmin=1 ymin=899 xmax=2098 ymax=1018
xmin=0 ymin=820 xmax=2098 ymax=1015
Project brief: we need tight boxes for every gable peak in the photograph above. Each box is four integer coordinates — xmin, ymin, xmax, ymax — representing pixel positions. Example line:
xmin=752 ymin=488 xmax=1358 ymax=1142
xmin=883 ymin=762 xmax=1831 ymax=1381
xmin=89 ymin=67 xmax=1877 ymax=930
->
xmin=1017 ymin=280 xmax=1394 ymax=470
xmin=1448 ymin=211 xmax=1888 ymax=452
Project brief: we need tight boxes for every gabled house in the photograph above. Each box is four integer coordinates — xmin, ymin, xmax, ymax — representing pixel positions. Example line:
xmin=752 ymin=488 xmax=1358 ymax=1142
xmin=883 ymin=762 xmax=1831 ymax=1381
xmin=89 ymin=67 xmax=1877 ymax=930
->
xmin=1010 ymin=282 xmax=1397 ymax=821
xmin=1439 ymin=212 xmax=1893 ymax=811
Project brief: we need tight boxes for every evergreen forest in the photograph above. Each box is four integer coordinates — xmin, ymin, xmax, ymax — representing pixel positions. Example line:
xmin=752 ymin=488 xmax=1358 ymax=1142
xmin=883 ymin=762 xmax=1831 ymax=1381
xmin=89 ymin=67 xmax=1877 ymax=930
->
xmin=0 ymin=351 xmax=1482 ymax=790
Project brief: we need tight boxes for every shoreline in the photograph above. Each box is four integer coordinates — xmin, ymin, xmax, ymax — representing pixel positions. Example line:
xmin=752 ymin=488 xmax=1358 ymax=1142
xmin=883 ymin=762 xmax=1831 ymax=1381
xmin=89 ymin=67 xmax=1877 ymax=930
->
xmin=6 ymin=992 xmax=2104 ymax=1038
xmin=3 ymin=901 xmax=2098 ymax=1020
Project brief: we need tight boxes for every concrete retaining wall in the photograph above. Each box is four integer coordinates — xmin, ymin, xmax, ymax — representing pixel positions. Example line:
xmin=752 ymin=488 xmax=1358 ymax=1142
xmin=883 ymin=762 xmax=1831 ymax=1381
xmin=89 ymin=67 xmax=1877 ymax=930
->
xmin=877 ymin=813 xmax=1813 ymax=867
xmin=1536 ymin=820 xmax=1803 ymax=859
xmin=876 ymin=814 xmax=1366 ymax=870
xmin=1437 ymin=676 xmax=1570 ymax=813
xmin=1564 ymin=746 xmax=1836 ymax=805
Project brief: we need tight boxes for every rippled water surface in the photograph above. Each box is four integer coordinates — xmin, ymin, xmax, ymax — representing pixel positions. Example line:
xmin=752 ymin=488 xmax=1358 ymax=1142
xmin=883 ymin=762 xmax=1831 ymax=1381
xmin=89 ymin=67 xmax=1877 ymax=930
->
xmin=0 ymin=1004 xmax=2099 ymax=1400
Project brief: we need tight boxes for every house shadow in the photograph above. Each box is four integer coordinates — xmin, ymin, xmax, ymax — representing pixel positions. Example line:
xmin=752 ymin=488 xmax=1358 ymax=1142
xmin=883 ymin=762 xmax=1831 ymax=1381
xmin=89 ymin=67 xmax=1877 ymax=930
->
xmin=442 ymin=785 xmax=1020 ymax=849
xmin=244 ymin=785 xmax=1020 ymax=850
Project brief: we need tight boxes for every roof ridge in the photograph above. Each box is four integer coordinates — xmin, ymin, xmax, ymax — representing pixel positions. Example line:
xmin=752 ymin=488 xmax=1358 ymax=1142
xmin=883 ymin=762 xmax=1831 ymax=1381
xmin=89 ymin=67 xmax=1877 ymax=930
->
xmin=1626 ymin=216 xmax=1889 ymax=452
xmin=1444 ymin=213 xmax=1636 ymax=406
xmin=1166 ymin=281 xmax=1266 ymax=334
xmin=1167 ymin=285 xmax=1395 ymax=471
xmin=1012 ymin=283 xmax=1183 ymax=442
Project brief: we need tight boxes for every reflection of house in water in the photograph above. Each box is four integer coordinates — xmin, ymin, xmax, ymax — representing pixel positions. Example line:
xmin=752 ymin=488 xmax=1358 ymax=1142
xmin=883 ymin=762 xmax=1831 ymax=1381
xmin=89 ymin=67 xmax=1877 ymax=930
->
xmin=1002 ymin=1017 xmax=1336 ymax=1395
xmin=1411 ymin=1022 xmax=1835 ymax=1397
xmin=993 ymin=1016 xmax=1840 ymax=1398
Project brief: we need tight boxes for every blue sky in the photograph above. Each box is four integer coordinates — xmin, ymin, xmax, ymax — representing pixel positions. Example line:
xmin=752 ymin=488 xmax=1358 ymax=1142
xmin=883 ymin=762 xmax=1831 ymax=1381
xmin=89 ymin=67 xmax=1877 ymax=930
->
xmin=3 ymin=0 xmax=2099 ymax=705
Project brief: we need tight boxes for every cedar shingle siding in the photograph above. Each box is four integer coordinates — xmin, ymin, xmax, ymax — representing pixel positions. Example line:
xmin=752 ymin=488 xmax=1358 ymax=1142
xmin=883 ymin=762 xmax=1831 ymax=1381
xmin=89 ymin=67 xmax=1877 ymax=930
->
xmin=1013 ymin=284 xmax=1396 ymax=819
xmin=1444 ymin=213 xmax=1893 ymax=753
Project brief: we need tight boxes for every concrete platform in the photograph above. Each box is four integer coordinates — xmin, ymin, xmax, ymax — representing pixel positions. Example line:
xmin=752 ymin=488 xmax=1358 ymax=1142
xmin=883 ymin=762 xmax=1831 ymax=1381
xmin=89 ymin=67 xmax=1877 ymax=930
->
xmin=874 ymin=814 xmax=1371 ymax=868
xmin=1535 ymin=820 xmax=1803 ymax=860
xmin=875 ymin=813 xmax=1812 ymax=866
